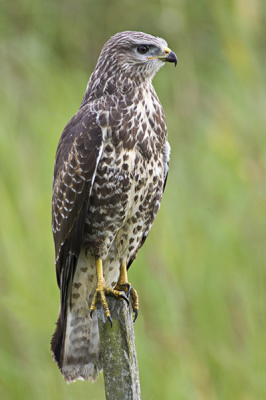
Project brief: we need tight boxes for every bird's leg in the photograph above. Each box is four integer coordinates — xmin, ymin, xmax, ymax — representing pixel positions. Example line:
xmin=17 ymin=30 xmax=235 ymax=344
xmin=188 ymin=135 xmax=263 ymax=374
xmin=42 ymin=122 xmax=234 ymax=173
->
xmin=116 ymin=260 xmax=131 ymax=294
xmin=115 ymin=261 xmax=139 ymax=322
xmin=90 ymin=258 xmax=129 ymax=326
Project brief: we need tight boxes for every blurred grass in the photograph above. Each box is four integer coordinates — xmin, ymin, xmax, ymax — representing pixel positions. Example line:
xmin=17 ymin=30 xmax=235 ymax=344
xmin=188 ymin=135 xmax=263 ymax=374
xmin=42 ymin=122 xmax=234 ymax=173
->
xmin=1 ymin=1 xmax=266 ymax=399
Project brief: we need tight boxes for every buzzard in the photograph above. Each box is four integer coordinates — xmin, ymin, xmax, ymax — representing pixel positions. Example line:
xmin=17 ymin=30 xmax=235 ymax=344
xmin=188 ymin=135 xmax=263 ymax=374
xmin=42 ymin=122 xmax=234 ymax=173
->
xmin=51 ymin=31 xmax=177 ymax=382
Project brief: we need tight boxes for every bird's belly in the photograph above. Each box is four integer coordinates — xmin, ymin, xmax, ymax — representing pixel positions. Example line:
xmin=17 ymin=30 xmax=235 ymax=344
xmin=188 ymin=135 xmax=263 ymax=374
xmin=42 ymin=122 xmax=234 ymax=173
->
xmin=83 ymin=146 xmax=164 ymax=263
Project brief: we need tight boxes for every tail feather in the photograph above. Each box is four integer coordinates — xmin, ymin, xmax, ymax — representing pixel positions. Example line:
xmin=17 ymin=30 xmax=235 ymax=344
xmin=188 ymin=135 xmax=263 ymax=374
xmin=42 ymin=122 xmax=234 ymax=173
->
xmin=51 ymin=250 xmax=102 ymax=382
xmin=61 ymin=311 xmax=102 ymax=382
xmin=51 ymin=310 xmax=63 ymax=369
xmin=51 ymin=308 xmax=102 ymax=382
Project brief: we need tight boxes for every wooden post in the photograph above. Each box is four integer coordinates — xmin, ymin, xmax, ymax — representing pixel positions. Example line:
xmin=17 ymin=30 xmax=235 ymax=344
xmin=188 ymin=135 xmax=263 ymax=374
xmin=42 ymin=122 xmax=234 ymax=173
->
xmin=97 ymin=296 xmax=141 ymax=400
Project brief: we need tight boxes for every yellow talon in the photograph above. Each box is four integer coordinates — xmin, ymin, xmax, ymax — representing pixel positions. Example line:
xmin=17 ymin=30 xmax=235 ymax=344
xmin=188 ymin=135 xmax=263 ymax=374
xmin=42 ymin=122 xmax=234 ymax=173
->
xmin=115 ymin=261 xmax=139 ymax=321
xmin=89 ymin=258 xmax=129 ymax=324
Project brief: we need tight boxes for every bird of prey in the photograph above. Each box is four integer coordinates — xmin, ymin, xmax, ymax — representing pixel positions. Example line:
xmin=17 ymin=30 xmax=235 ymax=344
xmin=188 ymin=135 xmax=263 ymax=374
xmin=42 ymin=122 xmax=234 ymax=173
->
xmin=51 ymin=31 xmax=177 ymax=382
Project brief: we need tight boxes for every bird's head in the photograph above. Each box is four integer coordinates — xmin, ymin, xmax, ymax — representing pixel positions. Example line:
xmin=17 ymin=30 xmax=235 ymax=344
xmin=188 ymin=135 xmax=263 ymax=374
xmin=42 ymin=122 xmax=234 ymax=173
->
xmin=83 ymin=31 xmax=177 ymax=103
xmin=100 ymin=31 xmax=177 ymax=80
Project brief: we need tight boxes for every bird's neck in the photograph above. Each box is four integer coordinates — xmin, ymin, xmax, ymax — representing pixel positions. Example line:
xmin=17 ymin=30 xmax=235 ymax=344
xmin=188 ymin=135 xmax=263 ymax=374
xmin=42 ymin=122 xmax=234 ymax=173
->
xmin=80 ymin=67 xmax=153 ymax=108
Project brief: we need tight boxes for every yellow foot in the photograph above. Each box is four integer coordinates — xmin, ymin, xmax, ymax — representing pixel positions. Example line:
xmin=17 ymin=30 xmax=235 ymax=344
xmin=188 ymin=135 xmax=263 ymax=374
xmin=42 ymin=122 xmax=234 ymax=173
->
xmin=115 ymin=261 xmax=139 ymax=322
xmin=130 ymin=287 xmax=139 ymax=322
xmin=89 ymin=259 xmax=129 ymax=327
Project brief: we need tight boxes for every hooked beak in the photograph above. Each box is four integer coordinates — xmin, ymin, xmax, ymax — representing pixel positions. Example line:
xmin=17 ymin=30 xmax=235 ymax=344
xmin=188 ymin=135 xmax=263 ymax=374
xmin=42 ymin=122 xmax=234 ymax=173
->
xmin=164 ymin=50 xmax=178 ymax=67
xmin=148 ymin=46 xmax=178 ymax=67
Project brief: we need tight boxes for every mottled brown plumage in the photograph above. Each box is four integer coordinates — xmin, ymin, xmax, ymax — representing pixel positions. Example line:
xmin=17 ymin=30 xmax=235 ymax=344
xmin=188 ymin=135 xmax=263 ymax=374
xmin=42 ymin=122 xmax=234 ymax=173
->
xmin=51 ymin=31 xmax=177 ymax=382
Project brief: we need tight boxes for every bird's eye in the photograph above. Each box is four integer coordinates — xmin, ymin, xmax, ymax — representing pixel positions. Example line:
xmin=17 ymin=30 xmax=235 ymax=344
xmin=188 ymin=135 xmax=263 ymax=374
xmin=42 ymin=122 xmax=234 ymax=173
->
xmin=137 ymin=45 xmax=149 ymax=54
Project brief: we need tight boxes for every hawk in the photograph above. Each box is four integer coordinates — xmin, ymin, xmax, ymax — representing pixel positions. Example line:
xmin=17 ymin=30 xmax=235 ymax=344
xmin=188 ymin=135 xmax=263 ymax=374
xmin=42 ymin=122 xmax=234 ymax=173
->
xmin=51 ymin=31 xmax=177 ymax=382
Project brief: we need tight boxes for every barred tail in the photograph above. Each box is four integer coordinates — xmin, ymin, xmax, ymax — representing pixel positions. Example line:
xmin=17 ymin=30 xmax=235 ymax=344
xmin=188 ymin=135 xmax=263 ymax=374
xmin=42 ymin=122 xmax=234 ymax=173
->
xmin=51 ymin=310 xmax=101 ymax=382
xmin=51 ymin=251 xmax=101 ymax=382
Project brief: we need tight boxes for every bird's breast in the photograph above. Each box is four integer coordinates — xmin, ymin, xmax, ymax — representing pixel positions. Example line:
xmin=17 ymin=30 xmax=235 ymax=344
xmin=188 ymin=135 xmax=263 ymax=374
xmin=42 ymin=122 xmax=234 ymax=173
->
xmin=83 ymin=86 xmax=166 ymax=259
xmin=84 ymin=135 xmax=164 ymax=260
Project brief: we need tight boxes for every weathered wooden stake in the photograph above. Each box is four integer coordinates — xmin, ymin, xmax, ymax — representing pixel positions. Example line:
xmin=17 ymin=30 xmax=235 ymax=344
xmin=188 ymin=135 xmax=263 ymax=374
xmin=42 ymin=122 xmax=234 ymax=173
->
xmin=97 ymin=296 xmax=141 ymax=400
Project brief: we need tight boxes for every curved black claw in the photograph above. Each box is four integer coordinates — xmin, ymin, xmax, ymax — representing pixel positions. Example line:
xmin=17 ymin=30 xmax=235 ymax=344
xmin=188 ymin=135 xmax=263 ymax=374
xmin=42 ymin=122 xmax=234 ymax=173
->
xmin=126 ymin=283 xmax=131 ymax=299
xmin=90 ymin=305 xmax=113 ymax=326
xmin=133 ymin=309 xmax=139 ymax=323
xmin=108 ymin=315 xmax=113 ymax=328
xmin=120 ymin=292 xmax=130 ymax=306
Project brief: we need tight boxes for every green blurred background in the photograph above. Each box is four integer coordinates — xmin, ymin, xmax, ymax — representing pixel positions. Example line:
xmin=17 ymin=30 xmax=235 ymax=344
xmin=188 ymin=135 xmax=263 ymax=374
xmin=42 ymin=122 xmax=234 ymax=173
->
xmin=1 ymin=1 xmax=266 ymax=399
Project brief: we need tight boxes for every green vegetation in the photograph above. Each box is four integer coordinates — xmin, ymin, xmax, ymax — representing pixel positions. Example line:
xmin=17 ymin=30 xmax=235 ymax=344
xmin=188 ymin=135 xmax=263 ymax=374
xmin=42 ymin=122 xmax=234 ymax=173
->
xmin=1 ymin=1 xmax=266 ymax=399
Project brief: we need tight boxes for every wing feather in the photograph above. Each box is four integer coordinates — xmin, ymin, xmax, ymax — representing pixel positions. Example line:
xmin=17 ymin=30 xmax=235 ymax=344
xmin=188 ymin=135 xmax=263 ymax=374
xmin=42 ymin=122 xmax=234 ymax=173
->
xmin=52 ymin=107 xmax=104 ymax=293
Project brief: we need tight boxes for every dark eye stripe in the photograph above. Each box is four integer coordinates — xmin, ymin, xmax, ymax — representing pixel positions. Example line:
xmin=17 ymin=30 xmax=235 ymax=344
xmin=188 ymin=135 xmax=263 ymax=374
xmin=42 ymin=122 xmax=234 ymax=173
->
xmin=137 ymin=45 xmax=149 ymax=54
